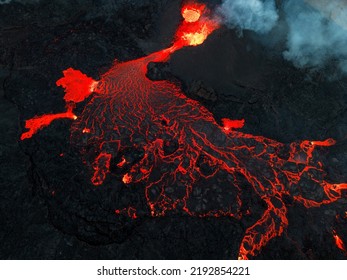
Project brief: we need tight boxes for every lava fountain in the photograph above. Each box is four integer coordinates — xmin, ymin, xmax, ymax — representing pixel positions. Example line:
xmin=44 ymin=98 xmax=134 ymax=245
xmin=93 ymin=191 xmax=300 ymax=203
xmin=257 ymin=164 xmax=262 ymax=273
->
xmin=20 ymin=2 xmax=347 ymax=259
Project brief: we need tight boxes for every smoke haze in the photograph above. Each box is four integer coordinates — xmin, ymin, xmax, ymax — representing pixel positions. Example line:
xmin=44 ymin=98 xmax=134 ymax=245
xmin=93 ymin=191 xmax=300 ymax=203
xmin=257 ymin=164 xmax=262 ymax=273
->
xmin=218 ymin=0 xmax=278 ymax=33
xmin=218 ymin=0 xmax=347 ymax=75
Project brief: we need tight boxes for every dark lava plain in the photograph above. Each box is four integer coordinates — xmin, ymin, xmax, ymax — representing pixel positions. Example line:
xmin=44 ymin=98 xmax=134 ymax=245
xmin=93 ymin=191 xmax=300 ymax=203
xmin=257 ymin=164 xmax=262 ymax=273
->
xmin=0 ymin=0 xmax=346 ymax=259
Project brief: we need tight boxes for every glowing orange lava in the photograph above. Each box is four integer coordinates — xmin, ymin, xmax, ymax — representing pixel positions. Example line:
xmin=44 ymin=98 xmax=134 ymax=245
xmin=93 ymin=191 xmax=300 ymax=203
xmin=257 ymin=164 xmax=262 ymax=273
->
xmin=56 ymin=68 xmax=98 ymax=103
xmin=175 ymin=3 xmax=219 ymax=47
xmin=182 ymin=3 xmax=205 ymax=23
xmin=222 ymin=118 xmax=245 ymax=132
xmin=333 ymin=230 xmax=346 ymax=253
xmin=20 ymin=2 xmax=347 ymax=259
xmin=20 ymin=104 xmax=77 ymax=140
xmin=122 ymin=173 xmax=132 ymax=184
xmin=182 ymin=8 xmax=201 ymax=23
xmin=117 ymin=156 xmax=127 ymax=168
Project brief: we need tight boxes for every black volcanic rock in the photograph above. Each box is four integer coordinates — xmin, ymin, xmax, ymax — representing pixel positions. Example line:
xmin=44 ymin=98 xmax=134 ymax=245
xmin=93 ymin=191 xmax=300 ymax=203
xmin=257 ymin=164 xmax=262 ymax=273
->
xmin=0 ymin=0 xmax=346 ymax=260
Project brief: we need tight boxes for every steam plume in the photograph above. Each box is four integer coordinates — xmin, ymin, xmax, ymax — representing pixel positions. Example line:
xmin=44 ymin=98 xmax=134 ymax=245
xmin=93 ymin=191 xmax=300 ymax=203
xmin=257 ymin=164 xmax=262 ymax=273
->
xmin=217 ymin=0 xmax=278 ymax=33
xmin=217 ymin=0 xmax=347 ymax=75
xmin=283 ymin=0 xmax=347 ymax=74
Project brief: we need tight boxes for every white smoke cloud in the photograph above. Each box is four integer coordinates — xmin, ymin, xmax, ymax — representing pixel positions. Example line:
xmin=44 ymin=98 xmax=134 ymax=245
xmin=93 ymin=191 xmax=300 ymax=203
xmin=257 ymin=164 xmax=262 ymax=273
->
xmin=283 ymin=0 xmax=347 ymax=74
xmin=218 ymin=0 xmax=347 ymax=76
xmin=217 ymin=0 xmax=279 ymax=34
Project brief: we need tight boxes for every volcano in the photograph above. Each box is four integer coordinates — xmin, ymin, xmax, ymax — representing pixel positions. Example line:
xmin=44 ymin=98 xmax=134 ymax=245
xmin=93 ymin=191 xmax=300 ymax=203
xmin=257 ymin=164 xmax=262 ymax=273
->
xmin=1 ymin=0 xmax=346 ymax=260
xmin=18 ymin=2 xmax=347 ymax=260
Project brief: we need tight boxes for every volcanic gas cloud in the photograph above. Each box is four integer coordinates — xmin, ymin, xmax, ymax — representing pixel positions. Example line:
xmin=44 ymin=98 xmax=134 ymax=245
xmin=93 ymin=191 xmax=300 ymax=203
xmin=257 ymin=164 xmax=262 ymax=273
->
xmin=20 ymin=2 xmax=347 ymax=259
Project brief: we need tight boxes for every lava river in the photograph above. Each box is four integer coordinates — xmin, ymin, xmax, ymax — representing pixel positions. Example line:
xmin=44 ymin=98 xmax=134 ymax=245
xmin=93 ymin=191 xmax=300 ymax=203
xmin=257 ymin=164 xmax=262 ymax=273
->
xmin=20 ymin=3 xmax=347 ymax=259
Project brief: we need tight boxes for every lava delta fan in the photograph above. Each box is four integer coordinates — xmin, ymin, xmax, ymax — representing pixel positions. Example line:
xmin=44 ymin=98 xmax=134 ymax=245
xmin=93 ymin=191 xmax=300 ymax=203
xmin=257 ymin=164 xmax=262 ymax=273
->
xmin=20 ymin=2 xmax=347 ymax=259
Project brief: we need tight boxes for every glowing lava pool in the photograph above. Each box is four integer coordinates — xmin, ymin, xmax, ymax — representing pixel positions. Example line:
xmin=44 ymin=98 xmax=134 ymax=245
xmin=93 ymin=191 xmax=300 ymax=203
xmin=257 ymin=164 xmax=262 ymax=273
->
xmin=20 ymin=2 xmax=347 ymax=259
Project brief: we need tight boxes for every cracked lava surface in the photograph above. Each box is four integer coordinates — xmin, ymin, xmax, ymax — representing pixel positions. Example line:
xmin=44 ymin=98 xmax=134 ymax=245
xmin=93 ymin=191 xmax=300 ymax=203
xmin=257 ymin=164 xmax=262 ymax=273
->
xmin=20 ymin=3 xmax=347 ymax=259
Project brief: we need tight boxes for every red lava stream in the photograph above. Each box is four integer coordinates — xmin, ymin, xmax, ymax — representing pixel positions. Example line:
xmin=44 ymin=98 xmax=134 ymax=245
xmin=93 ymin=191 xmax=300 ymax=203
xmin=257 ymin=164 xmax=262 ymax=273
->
xmin=20 ymin=2 xmax=347 ymax=259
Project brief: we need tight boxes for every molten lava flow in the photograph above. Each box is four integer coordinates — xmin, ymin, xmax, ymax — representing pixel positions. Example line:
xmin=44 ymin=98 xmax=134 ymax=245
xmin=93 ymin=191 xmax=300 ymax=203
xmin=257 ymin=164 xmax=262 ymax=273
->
xmin=20 ymin=105 xmax=77 ymax=140
xmin=117 ymin=156 xmax=127 ymax=168
xmin=122 ymin=173 xmax=132 ymax=184
xmin=222 ymin=118 xmax=245 ymax=132
xmin=20 ymin=1 xmax=347 ymax=259
xmin=56 ymin=68 xmax=98 ymax=103
xmin=333 ymin=230 xmax=346 ymax=253
xmin=91 ymin=152 xmax=112 ymax=186
xmin=21 ymin=68 xmax=98 ymax=140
